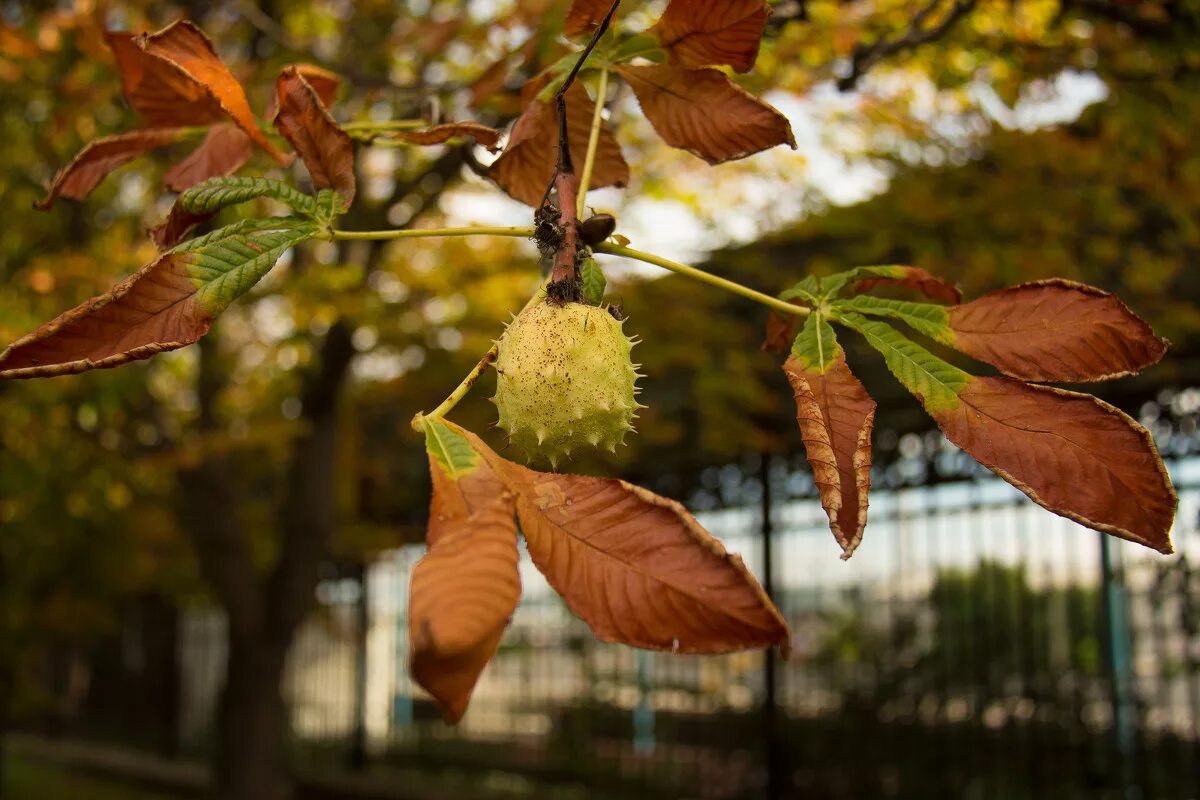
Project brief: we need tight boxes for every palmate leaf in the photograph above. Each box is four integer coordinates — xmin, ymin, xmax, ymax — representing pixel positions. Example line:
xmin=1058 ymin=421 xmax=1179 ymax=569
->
xmin=836 ymin=311 xmax=1176 ymax=552
xmin=0 ymin=221 xmax=317 ymax=379
xmin=409 ymin=418 xmax=791 ymax=723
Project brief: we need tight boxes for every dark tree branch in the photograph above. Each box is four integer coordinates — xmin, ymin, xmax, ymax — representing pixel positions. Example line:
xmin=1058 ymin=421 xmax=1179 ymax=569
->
xmin=838 ymin=0 xmax=979 ymax=91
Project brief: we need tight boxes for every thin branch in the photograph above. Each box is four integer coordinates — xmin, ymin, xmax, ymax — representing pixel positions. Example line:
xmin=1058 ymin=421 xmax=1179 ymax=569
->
xmin=577 ymin=67 xmax=610 ymax=218
xmin=331 ymin=226 xmax=535 ymax=241
xmin=838 ymin=0 xmax=979 ymax=91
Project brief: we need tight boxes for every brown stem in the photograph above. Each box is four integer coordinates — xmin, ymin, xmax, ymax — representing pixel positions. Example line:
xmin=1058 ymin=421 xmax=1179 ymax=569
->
xmin=542 ymin=0 xmax=621 ymax=286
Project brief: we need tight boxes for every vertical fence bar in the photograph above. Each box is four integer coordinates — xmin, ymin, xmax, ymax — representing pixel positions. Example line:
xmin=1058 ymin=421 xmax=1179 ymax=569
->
xmin=1100 ymin=533 xmax=1138 ymax=797
xmin=761 ymin=455 xmax=783 ymax=800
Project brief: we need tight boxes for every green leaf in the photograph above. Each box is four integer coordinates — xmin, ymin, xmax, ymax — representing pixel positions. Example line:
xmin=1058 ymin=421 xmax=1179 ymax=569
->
xmin=837 ymin=312 xmax=970 ymax=412
xmin=313 ymin=188 xmax=349 ymax=223
xmin=184 ymin=225 xmax=320 ymax=316
xmin=779 ymin=276 xmax=822 ymax=304
xmin=580 ymin=257 xmax=607 ymax=305
xmin=168 ymin=217 xmax=314 ymax=254
xmin=180 ymin=176 xmax=318 ymax=217
xmin=791 ymin=312 xmax=840 ymax=372
xmin=834 ymin=296 xmax=952 ymax=343
xmin=424 ymin=417 xmax=480 ymax=479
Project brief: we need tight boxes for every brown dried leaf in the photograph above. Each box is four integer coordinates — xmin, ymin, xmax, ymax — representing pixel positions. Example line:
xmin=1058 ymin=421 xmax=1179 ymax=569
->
xmin=265 ymin=63 xmax=342 ymax=118
xmin=106 ymin=31 xmax=223 ymax=126
xmin=134 ymin=21 xmax=288 ymax=163
xmin=490 ymin=81 xmax=629 ymax=206
xmin=651 ymin=0 xmax=770 ymax=72
xmin=394 ymin=121 xmax=503 ymax=152
xmin=564 ymin=0 xmax=613 ymax=37
xmin=0 ymin=226 xmax=311 ymax=379
xmin=410 ymin=433 xmax=520 ymax=723
xmin=437 ymin=423 xmax=789 ymax=655
xmin=853 ymin=266 xmax=962 ymax=304
xmin=163 ymin=124 xmax=254 ymax=192
xmin=149 ymin=202 xmax=211 ymax=250
xmin=273 ymin=66 xmax=356 ymax=208
xmin=785 ymin=354 xmax=876 ymax=558
xmin=947 ymin=279 xmax=1168 ymax=382
xmin=616 ymin=64 xmax=795 ymax=165
xmin=35 ymin=128 xmax=186 ymax=210
xmin=932 ymin=377 xmax=1176 ymax=553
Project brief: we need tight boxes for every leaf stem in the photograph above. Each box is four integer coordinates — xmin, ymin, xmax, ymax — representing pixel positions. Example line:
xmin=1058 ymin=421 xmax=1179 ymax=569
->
xmin=341 ymin=120 xmax=427 ymax=132
xmin=594 ymin=243 xmax=811 ymax=318
xmin=577 ymin=68 xmax=610 ymax=218
xmin=331 ymin=226 xmax=535 ymax=242
xmin=412 ymin=285 xmax=548 ymax=432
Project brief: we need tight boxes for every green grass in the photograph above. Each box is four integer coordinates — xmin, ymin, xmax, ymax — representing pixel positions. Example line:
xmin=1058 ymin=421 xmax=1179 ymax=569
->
xmin=2 ymin=751 xmax=186 ymax=800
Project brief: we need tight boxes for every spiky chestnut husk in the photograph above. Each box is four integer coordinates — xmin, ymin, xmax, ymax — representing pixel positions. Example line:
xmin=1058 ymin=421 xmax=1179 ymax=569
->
xmin=493 ymin=301 xmax=644 ymax=467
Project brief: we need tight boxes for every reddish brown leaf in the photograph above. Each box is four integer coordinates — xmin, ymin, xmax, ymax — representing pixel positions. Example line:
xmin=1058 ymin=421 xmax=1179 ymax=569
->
xmin=35 ymin=128 xmax=186 ymax=210
xmin=853 ymin=266 xmax=962 ymax=304
xmin=394 ymin=122 xmax=503 ymax=153
xmin=762 ymin=311 xmax=796 ymax=352
xmin=932 ymin=377 xmax=1176 ymax=553
xmin=491 ymin=81 xmax=629 ymax=206
xmin=106 ymin=31 xmax=224 ymax=126
xmin=163 ymin=124 xmax=254 ymax=192
xmin=651 ymin=0 xmax=770 ymax=72
xmin=946 ymin=279 xmax=1168 ymax=382
xmin=265 ymin=63 xmax=342 ymax=118
xmin=149 ymin=203 xmax=211 ymax=250
xmin=0 ymin=226 xmax=312 ymax=379
xmin=436 ymin=423 xmax=789 ymax=655
xmin=273 ymin=66 xmax=356 ymax=208
xmin=410 ymin=426 xmax=520 ymax=723
xmin=564 ymin=0 xmax=613 ymax=37
xmin=785 ymin=354 xmax=876 ymax=558
xmin=616 ymin=64 xmax=795 ymax=165
xmin=132 ymin=21 xmax=289 ymax=164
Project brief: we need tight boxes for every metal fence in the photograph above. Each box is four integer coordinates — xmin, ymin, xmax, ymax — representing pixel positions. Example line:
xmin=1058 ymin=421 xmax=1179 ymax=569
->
xmin=151 ymin=459 xmax=1200 ymax=799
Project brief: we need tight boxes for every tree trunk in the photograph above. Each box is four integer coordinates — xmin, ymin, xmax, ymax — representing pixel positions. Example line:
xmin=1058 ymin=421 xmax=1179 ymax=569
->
xmin=215 ymin=636 xmax=289 ymax=800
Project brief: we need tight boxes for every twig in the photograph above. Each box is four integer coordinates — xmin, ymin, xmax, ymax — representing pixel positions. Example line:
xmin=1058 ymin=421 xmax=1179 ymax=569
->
xmin=838 ymin=0 xmax=979 ymax=91
xmin=577 ymin=68 xmax=610 ymax=218
xmin=542 ymin=0 xmax=622 ymax=285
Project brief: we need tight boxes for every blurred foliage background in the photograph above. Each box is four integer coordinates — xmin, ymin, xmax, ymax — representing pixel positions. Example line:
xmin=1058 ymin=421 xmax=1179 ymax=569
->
xmin=0 ymin=0 xmax=1197 ymax=797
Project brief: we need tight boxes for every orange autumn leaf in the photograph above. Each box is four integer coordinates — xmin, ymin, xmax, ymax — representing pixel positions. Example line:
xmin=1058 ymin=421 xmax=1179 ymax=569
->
xmin=273 ymin=66 xmax=356 ymax=208
xmin=163 ymin=124 xmax=255 ymax=192
xmin=651 ymin=0 xmax=771 ymax=73
xmin=136 ymin=20 xmax=288 ymax=164
xmin=853 ymin=266 xmax=962 ymax=304
xmin=410 ymin=420 xmax=520 ymax=723
xmin=785 ymin=354 xmax=876 ymax=558
xmin=105 ymin=30 xmax=224 ymax=127
xmin=35 ymin=128 xmax=187 ymax=210
xmin=946 ymin=279 xmax=1168 ymax=382
xmin=616 ymin=64 xmax=795 ymax=165
xmin=393 ymin=121 xmax=503 ymax=152
xmin=933 ymin=377 xmax=1176 ymax=553
xmin=491 ymin=80 xmax=628 ymax=206
xmin=564 ymin=0 xmax=614 ymax=37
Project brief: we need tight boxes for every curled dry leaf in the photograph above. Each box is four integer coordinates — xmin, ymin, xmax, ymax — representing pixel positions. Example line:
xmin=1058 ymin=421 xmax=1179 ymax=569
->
xmin=35 ymin=128 xmax=186 ymax=210
xmin=163 ymin=124 xmax=255 ymax=192
xmin=136 ymin=21 xmax=289 ymax=163
xmin=393 ymin=122 xmax=503 ymax=152
xmin=934 ymin=377 xmax=1177 ymax=554
xmin=651 ymin=0 xmax=771 ymax=73
xmin=616 ymin=64 xmax=795 ymax=165
xmin=410 ymin=420 xmax=520 ymax=723
xmin=564 ymin=0 xmax=615 ymax=37
xmin=0 ymin=225 xmax=315 ymax=379
xmin=785 ymin=341 xmax=875 ymax=558
xmin=491 ymin=81 xmax=629 ymax=206
xmin=946 ymin=279 xmax=1168 ymax=382
xmin=106 ymin=30 xmax=225 ymax=126
xmin=265 ymin=63 xmax=342 ymax=118
xmin=273 ymin=67 xmax=356 ymax=208
xmin=852 ymin=266 xmax=962 ymax=305
xmin=149 ymin=202 xmax=211 ymax=250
